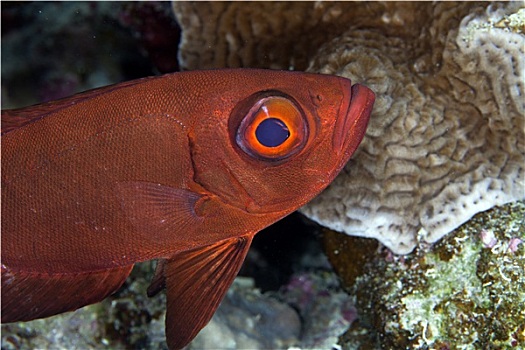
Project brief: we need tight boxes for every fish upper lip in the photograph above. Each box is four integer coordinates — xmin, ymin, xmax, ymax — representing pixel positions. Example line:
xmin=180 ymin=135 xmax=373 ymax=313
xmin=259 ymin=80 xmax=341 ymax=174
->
xmin=332 ymin=80 xmax=375 ymax=157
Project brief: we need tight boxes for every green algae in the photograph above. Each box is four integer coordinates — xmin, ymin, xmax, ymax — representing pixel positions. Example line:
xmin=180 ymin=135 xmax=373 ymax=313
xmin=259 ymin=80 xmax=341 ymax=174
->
xmin=342 ymin=200 xmax=524 ymax=349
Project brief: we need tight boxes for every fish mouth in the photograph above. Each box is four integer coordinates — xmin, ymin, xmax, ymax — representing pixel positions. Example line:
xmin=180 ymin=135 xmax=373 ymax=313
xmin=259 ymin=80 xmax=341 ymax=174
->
xmin=332 ymin=80 xmax=375 ymax=157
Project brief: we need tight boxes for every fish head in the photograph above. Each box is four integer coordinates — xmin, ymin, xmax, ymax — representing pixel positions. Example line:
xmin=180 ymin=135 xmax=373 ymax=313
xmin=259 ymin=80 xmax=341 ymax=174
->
xmin=189 ymin=69 xmax=375 ymax=216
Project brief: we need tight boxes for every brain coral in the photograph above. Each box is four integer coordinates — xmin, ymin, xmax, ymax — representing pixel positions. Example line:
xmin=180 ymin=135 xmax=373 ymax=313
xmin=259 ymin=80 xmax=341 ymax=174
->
xmin=173 ymin=2 xmax=525 ymax=254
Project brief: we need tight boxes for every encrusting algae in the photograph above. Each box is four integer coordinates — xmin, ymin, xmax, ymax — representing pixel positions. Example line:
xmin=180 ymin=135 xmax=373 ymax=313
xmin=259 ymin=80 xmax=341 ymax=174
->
xmin=329 ymin=200 xmax=524 ymax=349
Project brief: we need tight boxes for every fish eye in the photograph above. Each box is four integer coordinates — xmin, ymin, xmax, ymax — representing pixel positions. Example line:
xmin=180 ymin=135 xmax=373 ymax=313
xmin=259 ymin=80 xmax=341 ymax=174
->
xmin=236 ymin=95 xmax=308 ymax=161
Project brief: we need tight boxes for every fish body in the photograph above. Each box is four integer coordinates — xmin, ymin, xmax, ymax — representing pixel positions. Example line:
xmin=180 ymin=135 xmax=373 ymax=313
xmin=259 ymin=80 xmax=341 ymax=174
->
xmin=1 ymin=69 xmax=374 ymax=349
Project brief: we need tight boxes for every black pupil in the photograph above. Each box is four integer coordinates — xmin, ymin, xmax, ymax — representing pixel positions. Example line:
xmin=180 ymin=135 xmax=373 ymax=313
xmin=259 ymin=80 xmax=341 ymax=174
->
xmin=255 ymin=118 xmax=290 ymax=147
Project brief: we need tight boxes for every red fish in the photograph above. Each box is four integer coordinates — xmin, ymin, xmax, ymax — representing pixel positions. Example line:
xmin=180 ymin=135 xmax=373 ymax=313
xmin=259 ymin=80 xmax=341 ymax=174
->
xmin=1 ymin=69 xmax=374 ymax=349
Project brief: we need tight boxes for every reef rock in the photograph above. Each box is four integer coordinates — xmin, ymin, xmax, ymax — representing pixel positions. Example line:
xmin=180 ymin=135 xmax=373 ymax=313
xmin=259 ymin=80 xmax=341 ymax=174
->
xmin=173 ymin=2 xmax=525 ymax=253
xmin=342 ymin=200 xmax=525 ymax=348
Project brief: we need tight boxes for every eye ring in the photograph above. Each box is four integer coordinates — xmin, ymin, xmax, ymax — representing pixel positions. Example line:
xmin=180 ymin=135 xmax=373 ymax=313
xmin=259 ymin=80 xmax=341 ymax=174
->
xmin=236 ymin=95 xmax=308 ymax=161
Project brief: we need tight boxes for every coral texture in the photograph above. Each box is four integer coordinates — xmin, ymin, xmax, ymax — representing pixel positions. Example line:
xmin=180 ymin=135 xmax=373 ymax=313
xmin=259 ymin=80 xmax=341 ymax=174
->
xmin=173 ymin=2 xmax=525 ymax=253
xmin=173 ymin=2 xmax=351 ymax=71
xmin=342 ymin=200 xmax=525 ymax=348
xmin=303 ymin=3 xmax=524 ymax=253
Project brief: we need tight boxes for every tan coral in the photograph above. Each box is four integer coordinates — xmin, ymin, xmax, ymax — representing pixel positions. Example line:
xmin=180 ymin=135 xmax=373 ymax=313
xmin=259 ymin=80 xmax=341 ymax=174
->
xmin=172 ymin=2 xmax=433 ymax=71
xmin=173 ymin=2 xmax=525 ymax=254
xmin=302 ymin=3 xmax=525 ymax=253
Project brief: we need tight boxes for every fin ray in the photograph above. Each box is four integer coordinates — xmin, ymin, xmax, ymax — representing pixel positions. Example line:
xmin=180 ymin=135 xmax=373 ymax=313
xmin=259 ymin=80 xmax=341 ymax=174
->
xmin=116 ymin=181 xmax=205 ymax=244
xmin=162 ymin=234 xmax=254 ymax=349
xmin=1 ymin=264 xmax=133 ymax=322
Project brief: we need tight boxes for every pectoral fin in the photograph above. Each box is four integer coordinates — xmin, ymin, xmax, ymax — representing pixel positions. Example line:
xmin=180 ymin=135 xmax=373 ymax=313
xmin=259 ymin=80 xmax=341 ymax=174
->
xmin=116 ymin=181 xmax=205 ymax=246
xmin=158 ymin=234 xmax=254 ymax=349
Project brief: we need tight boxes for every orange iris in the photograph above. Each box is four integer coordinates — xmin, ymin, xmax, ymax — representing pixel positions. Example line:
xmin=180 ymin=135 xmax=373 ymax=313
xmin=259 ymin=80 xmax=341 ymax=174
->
xmin=236 ymin=96 xmax=307 ymax=161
